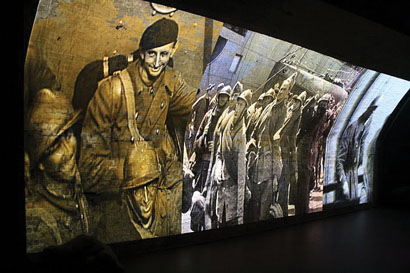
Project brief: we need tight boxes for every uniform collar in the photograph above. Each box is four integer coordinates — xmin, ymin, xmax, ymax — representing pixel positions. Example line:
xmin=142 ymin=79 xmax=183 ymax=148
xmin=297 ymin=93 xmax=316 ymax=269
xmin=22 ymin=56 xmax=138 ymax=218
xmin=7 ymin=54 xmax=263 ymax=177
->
xmin=132 ymin=57 xmax=175 ymax=94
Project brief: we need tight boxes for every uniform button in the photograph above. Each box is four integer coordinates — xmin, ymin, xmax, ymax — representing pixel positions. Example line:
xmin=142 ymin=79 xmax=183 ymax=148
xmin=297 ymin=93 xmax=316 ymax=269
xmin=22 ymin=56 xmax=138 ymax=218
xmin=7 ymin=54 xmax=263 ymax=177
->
xmin=150 ymin=88 xmax=154 ymax=95
xmin=135 ymin=112 xmax=139 ymax=120
xmin=75 ymin=204 xmax=79 ymax=209
xmin=160 ymin=101 xmax=164 ymax=109
xmin=131 ymin=136 xmax=135 ymax=143
xmin=156 ymin=129 xmax=160 ymax=135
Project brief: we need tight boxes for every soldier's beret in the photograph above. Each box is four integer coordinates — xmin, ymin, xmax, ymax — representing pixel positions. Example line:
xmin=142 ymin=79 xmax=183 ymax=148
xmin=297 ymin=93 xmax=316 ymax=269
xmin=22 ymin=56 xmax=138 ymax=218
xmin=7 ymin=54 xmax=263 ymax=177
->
xmin=139 ymin=18 xmax=178 ymax=51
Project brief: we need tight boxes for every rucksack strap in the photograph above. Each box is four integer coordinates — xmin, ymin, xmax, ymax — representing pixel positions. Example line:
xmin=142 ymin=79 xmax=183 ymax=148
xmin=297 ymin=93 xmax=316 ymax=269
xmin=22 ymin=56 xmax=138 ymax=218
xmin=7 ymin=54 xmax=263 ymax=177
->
xmin=117 ymin=69 xmax=143 ymax=143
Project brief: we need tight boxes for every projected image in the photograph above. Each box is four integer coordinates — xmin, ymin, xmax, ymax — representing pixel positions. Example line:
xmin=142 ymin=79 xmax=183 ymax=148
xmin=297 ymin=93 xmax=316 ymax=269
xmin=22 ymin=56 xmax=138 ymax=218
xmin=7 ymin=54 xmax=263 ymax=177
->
xmin=24 ymin=0 xmax=223 ymax=252
xmin=25 ymin=0 xmax=408 ymax=254
xmin=181 ymin=25 xmax=364 ymax=233
xmin=323 ymin=72 xmax=410 ymax=207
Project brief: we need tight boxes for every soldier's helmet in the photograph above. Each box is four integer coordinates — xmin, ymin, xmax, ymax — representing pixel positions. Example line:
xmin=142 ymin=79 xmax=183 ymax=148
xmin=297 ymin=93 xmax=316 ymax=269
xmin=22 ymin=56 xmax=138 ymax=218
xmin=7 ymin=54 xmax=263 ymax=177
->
xmin=273 ymin=82 xmax=280 ymax=92
xmin=25 ymin=88 xmax=82 ymax=167
xmin=257 ymin=93 xmax=266 ymax=101
xmin=295 ymin=91 xmax=307 ymax=104
xmin=233 ymin=81 xmax=243 ymax=94
xmin=265 ymin=88 xmax=276 ymax=99
xmin=216 ymin=83 xmax=225 ymax=93
xmin=218 ymin=85 xmax=232 ymax=98
xmin=281 ymin=72 xmax=298 ymax=91
xmin=238 ymin=89 xmax=253 ymax=107
xmin=318 ymin=93 xmax=333 ymax=103
xmin=359 ymin=96 xmax=379 ymax=119
xmin=368 ymin=96 xmax=379 ymax=109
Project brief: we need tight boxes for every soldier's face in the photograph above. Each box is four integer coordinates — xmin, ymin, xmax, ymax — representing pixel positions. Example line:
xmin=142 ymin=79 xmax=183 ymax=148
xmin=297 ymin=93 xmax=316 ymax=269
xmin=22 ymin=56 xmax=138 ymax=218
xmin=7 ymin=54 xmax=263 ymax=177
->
xmin=235 ymin=99 xmax=247 ymax=117
xmin=293 ymin=99 xmax=301 ymax=109
xmin=39 ymin=129 xmax=78 ymax=182
xmin=132 ymin=182 xmax=157 ymax=228
xmin=318 ymin=100 xmax=328 ymax=110
xmin=141 ymin=42 xmax=175 ymax=78
xmin=262 ymin=96 xmax=273 ymax=107
xmin=218 ymin=94 xmax=229 ymax=107
xmin=277 ymin=83 xmax=290 ymax=100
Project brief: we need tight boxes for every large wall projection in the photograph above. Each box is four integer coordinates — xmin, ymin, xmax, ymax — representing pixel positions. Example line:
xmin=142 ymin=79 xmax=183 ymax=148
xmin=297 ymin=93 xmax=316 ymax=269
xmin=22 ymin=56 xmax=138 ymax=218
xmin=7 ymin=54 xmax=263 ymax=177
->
xmin=24 ymin=0 xmax=410 ymax=253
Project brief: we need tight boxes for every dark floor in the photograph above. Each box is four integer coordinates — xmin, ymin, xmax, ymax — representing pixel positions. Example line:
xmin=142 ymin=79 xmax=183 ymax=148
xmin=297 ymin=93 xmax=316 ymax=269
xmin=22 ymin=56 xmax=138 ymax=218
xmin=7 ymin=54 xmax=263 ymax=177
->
xmin=119 ymin=208 xmax=410 ymax=273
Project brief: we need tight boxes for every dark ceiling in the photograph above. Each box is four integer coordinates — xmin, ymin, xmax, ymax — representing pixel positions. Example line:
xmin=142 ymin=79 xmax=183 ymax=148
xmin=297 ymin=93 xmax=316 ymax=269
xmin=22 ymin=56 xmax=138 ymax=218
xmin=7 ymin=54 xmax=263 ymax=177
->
xmin=322 ymin=0 xmax=410 ymax=37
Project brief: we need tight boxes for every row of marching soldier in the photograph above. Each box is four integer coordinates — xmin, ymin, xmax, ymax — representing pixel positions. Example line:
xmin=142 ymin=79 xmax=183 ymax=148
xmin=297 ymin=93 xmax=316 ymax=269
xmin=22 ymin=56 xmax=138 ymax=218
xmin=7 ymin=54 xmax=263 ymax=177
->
xmin=186 ymin=72 xmax=338 ymax=231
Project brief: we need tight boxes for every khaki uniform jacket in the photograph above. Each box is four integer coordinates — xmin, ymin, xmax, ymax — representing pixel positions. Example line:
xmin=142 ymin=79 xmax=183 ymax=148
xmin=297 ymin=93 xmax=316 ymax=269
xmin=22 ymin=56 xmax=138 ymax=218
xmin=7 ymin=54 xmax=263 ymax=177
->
xmin=246 ymin=103 xmax=262 ymax=141
xmin=211 ymin=110 xmax=247 ymax=224
xmin=25 ymin=173 xmax=88 ymax=253
xmin=336 ymin=119 xmax=368 ymax=200
xmin=280 ymin=104 xmax=303 ymax=154
xmin=79 ymin=59 xmax=196 ymax=194
xmin=193 ymin=105 xmax=225 ymax=157
xmin=251 ymin=99 xmax=287 ymax=184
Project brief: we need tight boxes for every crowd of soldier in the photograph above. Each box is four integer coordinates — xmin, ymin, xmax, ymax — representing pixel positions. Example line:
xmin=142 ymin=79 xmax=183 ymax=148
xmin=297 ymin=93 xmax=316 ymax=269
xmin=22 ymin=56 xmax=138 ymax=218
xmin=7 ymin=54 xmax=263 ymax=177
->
xmin=185 ymin=73 xmax=339 ymax=231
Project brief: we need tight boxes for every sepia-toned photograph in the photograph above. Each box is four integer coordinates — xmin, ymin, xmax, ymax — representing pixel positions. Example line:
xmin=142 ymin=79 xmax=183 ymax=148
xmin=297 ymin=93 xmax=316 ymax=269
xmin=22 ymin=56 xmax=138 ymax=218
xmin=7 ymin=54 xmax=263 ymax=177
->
xmin=24 ymin=0 xmax=222 ymax=252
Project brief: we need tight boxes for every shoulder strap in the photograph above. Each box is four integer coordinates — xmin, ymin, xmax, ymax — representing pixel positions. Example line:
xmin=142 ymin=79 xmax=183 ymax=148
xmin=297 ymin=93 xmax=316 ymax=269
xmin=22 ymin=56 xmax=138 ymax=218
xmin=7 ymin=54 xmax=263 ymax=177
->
xmin=117 ymin=70 xmax=143 ymax=142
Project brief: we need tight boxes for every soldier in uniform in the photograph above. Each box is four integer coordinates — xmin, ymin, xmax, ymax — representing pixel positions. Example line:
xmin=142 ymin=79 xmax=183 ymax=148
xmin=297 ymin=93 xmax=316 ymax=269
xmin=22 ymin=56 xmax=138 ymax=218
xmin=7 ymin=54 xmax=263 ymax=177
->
xmin=246 ymin=88 xmax=276 ymax=142
xmin=227 ymin=82 xmax=243 ymax=112
xmin=243 ymin=88 xmax=276 ymax=222
xmin=245 ymin=93 xmax=264 ymax=142
xmin=192 ymin=86 xmax=231 ymax=193
xmin=271 ymin=82 xmax=280 ymax=98
xmin=313 ymin=94 xmax=337 ymax=192
xmin=207 ymin=83 xmax=225 ymax=111
xmin=295 ymin=93 xmax=332 ymax=215
xmin=275 ymin=91 xmax=306 ymax=216
xmin=336 ymin=98 xmax=378 ymax=202
xmin=79 ymin=18 xmax=196 ymax=242
xmin=233 ymin=81 xmax=244 ymax=96
xmin=207 ymin=89 xmax=252 ymax=228
xmin=248 ymin=73 xmax=297 ymax=221
xmin=186 ymin=84 xmax=216 ymax=158
xmin=25 ymin=88 xmax=89 ymax=253
xmin=188 ymin=86 xmax=231 ymax=231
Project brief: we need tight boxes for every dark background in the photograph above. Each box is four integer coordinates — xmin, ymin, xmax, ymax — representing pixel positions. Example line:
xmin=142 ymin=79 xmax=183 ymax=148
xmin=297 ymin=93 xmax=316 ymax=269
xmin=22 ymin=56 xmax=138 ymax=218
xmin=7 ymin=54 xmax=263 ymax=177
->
xmin=19 ymin=0 xmax=410 ymax=269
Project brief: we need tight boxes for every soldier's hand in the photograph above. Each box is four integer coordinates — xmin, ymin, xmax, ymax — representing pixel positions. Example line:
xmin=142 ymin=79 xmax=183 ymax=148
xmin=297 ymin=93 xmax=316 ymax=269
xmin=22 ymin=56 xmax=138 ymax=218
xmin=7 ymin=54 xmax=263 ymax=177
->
xmin=245 ymin=186 xmax=251 ymax=203
xmin=272 ymin=176 xmax=278 ymax=192
xmin=342 ymin=181 xmax=350 ymax=198
xmin=207 ymin=141 xmax=214 ymax=152
xmin=205 ymin=198 xmax=211 ymax=215
xmin=201 ymin=187 xmax=207 ymax=198
xmin=247 ymin=151 xmax=257 ymax=168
